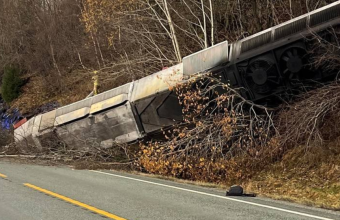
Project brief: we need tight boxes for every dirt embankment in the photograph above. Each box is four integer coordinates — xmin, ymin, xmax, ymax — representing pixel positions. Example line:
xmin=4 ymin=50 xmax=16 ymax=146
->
xmin=9 ymin=71 xmax=92 ymax=115
xmin=2 ymin=74 xmax=340 ymax=211
xmin=1 ymin=142 xmax=339 ymax=210
xmin=245 ymin=143 xmax=340 ymax=210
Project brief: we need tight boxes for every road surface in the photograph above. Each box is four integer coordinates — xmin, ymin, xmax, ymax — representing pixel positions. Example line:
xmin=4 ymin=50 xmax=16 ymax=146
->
xmin=0 ymin=161 xmax=339 ymax=220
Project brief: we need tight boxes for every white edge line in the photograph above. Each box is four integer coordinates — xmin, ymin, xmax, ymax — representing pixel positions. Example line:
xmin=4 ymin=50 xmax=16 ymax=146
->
xmin=90 ymin=170 xmax=334 ymax=220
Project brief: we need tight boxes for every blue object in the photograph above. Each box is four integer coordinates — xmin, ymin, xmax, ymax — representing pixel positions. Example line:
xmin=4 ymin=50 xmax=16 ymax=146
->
xmin=0 ymin=97 xmax=22 ymax=130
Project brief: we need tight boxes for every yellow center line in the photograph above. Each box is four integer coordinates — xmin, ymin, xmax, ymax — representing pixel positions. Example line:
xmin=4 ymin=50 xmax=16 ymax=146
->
xmin=0 ymin=172 xmax=7 ymax=178
xmin=24 ymin=183 xmax=127 ymax=220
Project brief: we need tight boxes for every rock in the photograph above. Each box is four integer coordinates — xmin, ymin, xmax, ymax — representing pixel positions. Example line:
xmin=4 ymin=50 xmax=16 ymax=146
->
xmin=226 ymin=185 xmax=244 ymax=196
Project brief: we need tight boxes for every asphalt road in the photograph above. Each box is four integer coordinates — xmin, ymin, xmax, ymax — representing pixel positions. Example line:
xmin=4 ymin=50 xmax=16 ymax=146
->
xmin=0 ymin=161 xmax=339 ymax=220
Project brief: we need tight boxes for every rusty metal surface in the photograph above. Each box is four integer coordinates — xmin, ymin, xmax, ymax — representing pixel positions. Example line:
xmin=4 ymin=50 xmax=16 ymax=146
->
xmin=183 ymin=41 xmax=229 ymax=75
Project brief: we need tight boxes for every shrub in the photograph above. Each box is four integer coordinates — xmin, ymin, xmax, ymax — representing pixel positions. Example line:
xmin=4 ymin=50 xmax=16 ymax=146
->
xmin=136 ymin=73 xmax=275 ymax=183
xmin=0 ymin=129 xmax=13 ymax=147
xmin=1 ymin=67 xmax=23 ymax=103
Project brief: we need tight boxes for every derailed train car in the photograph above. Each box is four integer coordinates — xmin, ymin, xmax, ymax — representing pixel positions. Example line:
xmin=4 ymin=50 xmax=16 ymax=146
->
xmin=14 ymin=2 xmax=340 ymax=147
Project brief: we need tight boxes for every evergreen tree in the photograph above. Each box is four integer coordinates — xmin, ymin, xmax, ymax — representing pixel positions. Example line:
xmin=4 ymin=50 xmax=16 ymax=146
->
xmin=1 ymin=67 xmax=22 ymax=103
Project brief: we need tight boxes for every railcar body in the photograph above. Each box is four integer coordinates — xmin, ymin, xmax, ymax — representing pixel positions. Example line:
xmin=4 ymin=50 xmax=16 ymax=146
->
xmin=14 ymin=1 xmax=340 ymax=147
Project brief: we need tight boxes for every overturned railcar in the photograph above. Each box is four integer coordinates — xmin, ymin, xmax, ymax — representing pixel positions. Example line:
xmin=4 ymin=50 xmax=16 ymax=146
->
xmin=226 ymin=1 xmax=340 ymax=103
xmin=14 ymin=2 xmax=340 ymax=146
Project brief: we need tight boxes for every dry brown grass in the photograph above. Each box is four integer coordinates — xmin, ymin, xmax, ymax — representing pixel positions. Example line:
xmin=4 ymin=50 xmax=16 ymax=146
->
xmin=10 ymin=70 xmax=92 ymax=115
xmin=244 ymin=140 xmax=340 ymax=210
xmin=134 ymin=139 xmax=340 ymax=210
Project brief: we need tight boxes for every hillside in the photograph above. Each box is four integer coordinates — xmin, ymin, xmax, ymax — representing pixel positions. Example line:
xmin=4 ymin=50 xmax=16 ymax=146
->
xmin=0 ymin=0 xmax=340 ymax=210
xmin=1 ymin=0 xmax=338 ymax=113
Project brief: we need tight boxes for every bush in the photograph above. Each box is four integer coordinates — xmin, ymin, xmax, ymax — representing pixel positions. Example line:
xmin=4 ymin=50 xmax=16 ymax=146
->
xmin=1 ymin=67 xmax=23 ymax=103
xmin=137 ymin=74 xmax=274 ymax=183
xmin=0 ymin=129 xmax=12 ymax=147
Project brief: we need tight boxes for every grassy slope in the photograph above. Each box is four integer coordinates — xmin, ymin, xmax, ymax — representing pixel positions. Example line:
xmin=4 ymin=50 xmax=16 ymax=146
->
xmin=245 ymin=141 xmax=340 ymax=210
xmin=10 ymin=71 xmax=92 ymax=115
xmin=8 ymin=73 xmax=340 ymax=211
